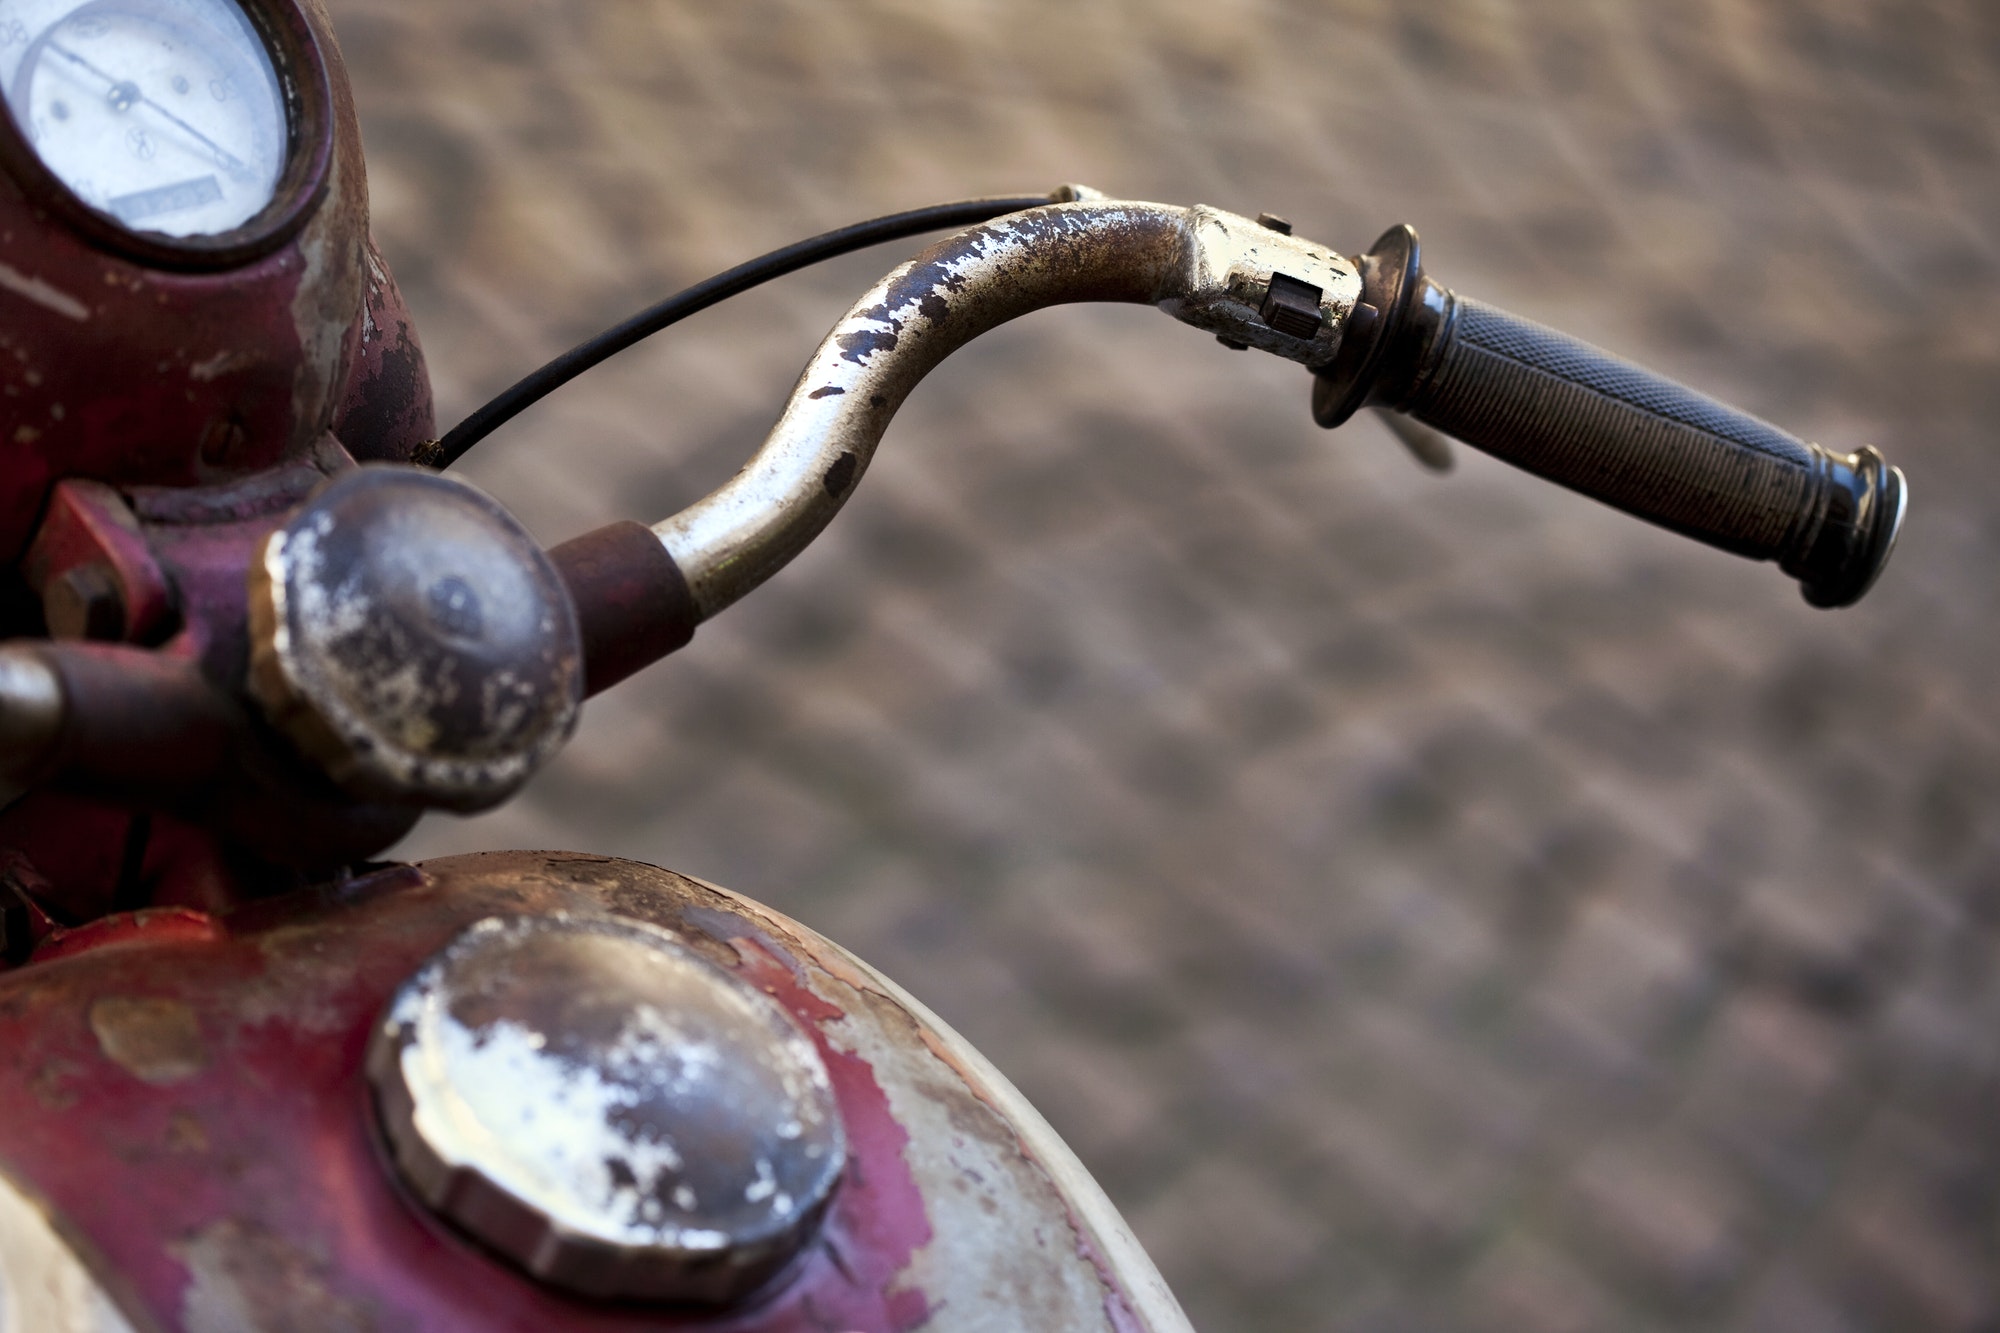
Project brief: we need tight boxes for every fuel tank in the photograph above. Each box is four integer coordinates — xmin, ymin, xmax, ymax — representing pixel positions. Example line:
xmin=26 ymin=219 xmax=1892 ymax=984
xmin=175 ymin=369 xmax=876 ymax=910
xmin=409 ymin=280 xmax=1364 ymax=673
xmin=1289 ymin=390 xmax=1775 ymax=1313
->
xmin=0 ymin=851 xmax=1191 ymax=1332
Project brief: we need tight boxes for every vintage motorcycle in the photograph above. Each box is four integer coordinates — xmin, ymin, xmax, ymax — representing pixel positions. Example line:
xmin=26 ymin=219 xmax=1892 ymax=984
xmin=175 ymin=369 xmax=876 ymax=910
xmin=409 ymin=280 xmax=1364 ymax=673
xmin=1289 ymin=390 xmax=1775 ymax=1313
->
xmin=0 ymin=0 xmax=1906 ymax=1329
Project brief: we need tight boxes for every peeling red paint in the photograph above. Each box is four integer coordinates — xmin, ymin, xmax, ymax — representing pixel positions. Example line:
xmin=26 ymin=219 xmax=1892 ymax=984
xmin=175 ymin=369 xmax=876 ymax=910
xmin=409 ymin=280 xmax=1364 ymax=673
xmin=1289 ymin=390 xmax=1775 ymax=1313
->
xmin=909 ymin=1021 xmax=1147 ymax=1332
xmin=332 ymin=234 xmax=435 ymax=464
xmin=0 ymin=853 xmax=977 ymax=1332
xmin=30 ymin=906 xmax=225 ymax=964
xmin=732 ymin=936 xmax=936 ymax=1331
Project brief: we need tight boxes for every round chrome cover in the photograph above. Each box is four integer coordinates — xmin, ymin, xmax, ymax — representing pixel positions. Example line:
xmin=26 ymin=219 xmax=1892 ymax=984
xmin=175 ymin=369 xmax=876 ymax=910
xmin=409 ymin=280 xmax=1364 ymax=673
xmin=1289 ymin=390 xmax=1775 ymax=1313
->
xmin=248 ymin=466 xmax=582 ymax=812
xmin=367 ymin=915 xmax=846 ymax=1306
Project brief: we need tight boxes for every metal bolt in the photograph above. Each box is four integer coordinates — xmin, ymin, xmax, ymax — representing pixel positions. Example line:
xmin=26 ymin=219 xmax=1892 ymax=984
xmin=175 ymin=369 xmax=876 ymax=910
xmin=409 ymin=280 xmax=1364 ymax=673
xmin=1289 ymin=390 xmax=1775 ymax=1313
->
xmin=0 ymin=646 xmax=65 ymax=792
xmin=369 ymin=914 xmax=846 ymax=1307
xmin=1256 ymin=212 xmax=1293 ymax=234
xmin=43 ymin=564 xmax=125 ymax=641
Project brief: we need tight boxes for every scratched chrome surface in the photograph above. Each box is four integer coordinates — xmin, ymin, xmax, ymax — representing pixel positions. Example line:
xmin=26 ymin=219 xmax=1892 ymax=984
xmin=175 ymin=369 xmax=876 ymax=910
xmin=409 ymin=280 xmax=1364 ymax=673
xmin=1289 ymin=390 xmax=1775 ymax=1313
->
xmin=654 ymin=201 xmax=1188 ymax=618
xmin=360 ymin=3 xmax=2000 ymax=1328
xmin=655 ymin=199 xmax=1360 ymax=618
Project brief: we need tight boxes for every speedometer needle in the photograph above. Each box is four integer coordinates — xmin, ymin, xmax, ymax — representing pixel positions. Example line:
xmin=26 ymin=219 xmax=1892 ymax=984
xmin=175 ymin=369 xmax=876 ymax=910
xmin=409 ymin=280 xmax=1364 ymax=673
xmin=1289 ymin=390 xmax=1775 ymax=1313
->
xmin=44 ymin=41 xmax=251 ymax=178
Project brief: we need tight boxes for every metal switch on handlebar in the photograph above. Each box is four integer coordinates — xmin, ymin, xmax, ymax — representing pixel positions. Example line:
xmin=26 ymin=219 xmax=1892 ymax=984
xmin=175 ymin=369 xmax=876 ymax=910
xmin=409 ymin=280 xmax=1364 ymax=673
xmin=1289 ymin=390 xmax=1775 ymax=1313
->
xmin=1160 ymin=206 xmax=1361 ymax=368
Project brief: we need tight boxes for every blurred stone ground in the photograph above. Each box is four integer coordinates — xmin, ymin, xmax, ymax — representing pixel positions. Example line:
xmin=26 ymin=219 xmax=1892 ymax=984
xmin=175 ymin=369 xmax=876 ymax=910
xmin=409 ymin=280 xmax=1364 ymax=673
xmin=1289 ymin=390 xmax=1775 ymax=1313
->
xmin=336 ymin=1 xmax=2000 ymax=1328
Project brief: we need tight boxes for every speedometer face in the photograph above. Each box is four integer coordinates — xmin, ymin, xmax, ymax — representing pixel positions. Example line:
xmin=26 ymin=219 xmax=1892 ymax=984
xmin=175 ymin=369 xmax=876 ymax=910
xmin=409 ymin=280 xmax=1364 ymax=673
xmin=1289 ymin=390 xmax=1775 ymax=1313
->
xmin=0 ymin=0 xmax=285 ymax=237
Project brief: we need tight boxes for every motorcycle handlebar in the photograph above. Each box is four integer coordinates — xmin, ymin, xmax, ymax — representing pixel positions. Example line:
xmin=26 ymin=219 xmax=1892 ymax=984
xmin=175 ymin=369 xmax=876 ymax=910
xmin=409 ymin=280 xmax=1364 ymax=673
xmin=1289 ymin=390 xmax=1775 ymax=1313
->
xmin=0 ymin=200 xmax=1911 ymax=818
xmin=649 ymin=200 xmax=1205 ymax=621
xmin=584 ymin=200 xmax=1904 ymax=692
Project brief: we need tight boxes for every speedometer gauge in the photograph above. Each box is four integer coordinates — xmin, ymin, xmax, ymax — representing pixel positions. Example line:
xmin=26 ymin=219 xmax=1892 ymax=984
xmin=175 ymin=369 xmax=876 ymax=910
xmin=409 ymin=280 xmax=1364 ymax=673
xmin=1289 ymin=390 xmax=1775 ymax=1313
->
xmin=0 ymin=0 xmax=285 ymax=237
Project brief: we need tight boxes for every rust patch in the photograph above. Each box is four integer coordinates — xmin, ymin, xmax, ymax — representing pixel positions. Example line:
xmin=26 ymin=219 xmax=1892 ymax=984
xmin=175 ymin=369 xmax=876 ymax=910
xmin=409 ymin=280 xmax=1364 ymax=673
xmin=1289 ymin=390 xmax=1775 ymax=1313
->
xmin=836 ymin=318 xmax=900 ymax=366
xmin=31 ymin=1056 xmax=83 ymax=1110
xmin=177 ymin=1219 xmax=378 ymax=1333
xmin=823 ymin=451 xmax=859 ymax=496
xmin=165 ymin=1111 xmax=209 ymax=1156
xmin=90 ymin=996 xmax=205 ymax=1085
xmin=790 ymin=926 xmax=1161 ymax=1331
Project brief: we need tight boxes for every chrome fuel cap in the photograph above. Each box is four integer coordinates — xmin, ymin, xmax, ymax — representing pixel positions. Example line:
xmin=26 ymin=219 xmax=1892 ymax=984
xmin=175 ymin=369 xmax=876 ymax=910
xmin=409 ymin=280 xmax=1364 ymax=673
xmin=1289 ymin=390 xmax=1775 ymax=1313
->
xmin=367 ymin=915 xmax=845 ymax=1306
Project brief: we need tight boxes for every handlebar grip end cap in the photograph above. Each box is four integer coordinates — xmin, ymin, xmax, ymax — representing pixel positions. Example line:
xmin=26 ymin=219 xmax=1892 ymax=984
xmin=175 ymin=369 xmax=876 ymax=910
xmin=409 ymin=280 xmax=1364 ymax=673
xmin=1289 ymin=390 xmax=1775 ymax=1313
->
xmin=1784 ymin=445 xmax=1907 ymax=609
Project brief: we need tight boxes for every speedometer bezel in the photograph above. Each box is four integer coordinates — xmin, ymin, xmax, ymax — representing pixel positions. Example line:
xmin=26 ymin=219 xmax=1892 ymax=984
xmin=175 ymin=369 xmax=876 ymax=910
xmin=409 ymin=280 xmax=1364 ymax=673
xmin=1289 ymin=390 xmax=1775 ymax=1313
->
xmin=0 ymin=0 xmax=332 ymax=270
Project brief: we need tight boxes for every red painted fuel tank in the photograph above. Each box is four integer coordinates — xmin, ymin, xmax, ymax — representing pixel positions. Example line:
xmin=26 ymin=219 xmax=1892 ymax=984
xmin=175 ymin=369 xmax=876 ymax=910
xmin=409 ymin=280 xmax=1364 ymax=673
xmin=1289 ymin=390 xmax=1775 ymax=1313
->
xmin=0 ymin=852 xmax=1190 ymax=1331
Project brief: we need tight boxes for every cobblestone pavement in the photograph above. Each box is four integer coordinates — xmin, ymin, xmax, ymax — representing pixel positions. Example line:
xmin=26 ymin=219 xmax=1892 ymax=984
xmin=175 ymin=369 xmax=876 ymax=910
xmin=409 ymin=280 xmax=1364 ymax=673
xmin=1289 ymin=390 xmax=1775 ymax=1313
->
xmin=340 ymin=1 xmax=2000 ymax=1328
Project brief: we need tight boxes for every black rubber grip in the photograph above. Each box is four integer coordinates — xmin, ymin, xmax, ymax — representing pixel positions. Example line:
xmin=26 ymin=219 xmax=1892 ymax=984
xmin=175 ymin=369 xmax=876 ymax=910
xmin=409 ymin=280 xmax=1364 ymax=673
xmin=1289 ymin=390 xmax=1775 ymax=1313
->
xmin=1408 ymin=297 xmax=1823 ymax=558
xmin=1312 ymin=227 xmax=1904 ymax=608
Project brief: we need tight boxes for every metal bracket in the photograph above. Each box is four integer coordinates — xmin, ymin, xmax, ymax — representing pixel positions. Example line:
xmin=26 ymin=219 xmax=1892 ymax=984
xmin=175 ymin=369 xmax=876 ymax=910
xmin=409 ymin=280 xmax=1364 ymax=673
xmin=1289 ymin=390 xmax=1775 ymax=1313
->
xmin=1161 ymin=205 xmax=1360 ymax=369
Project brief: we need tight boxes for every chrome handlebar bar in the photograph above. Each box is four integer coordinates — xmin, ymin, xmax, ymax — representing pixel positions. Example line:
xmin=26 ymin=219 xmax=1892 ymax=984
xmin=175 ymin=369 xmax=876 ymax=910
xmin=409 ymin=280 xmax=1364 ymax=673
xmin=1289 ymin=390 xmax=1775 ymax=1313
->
xmin=652 ymin=197 xmax=1361 ymax=621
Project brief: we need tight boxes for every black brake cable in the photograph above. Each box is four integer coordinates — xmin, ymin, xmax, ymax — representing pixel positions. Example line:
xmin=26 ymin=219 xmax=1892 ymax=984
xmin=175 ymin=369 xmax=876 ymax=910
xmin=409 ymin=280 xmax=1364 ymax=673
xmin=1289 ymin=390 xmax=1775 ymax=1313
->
xmin=420 ymin=193 xmax=1057 ymax=470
